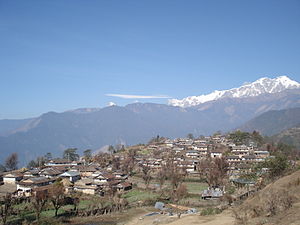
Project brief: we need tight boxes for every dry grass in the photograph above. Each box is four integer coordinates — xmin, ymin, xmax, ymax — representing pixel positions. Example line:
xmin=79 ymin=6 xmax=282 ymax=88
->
xmin=234 ymin=170 xmax=300 ymax=225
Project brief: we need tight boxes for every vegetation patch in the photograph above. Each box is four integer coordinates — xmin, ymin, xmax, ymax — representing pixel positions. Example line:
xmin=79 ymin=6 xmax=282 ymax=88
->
xmin=122 ymin=189 xmax=159 ymax=203
xmin=200 ymin=207 xmax=222 ymax=216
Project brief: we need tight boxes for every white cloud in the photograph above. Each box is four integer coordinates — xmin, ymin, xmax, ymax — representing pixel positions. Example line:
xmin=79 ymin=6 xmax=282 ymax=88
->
xmin=106 ymin=94 xmax=171 ymax=99
xmin=108 ymin=102 xmax=117 ymax=106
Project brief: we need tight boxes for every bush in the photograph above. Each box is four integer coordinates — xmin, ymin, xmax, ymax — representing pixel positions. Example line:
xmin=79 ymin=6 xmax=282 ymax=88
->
xmin=226 ymin=185 xmax=236 ymax=195
xmin=264 ymin=190 xmax=294 ymax=216
xmin=200 ymin=207 xmax=222 ymax=216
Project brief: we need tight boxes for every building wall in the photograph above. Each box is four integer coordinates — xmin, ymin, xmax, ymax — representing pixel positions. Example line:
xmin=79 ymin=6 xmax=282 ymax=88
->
xmin=3 ymin=177 xmax=17 ymax=184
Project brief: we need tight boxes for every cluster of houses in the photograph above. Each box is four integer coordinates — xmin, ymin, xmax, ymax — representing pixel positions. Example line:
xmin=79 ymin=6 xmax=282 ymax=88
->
xmin=0 ymin=135 xmax=271 ymax=199
xmin=136 ymin=135 xmax=270 ymax=179
xmin=0 ymin=159 xmax=132 ymax=198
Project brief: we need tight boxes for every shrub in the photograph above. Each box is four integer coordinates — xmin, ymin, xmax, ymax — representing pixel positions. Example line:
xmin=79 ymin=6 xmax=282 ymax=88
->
xmin=200 ymin=207 xmax=222 ymax=216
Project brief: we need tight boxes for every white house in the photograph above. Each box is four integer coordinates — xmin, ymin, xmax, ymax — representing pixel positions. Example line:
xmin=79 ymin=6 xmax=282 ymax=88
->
xmin=59 ymin=170 xmax=81 ymax=182
xmin=3 ymin=173 xmax=23 ymax=184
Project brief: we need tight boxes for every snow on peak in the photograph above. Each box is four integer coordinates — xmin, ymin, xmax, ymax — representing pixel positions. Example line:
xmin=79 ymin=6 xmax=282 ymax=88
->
xmin=169 ymin=76 xmax=300 ymax=107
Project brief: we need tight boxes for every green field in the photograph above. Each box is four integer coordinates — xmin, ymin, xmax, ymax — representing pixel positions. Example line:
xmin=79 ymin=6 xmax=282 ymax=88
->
xmin=122 ymin=189 xmax=159 ymax=203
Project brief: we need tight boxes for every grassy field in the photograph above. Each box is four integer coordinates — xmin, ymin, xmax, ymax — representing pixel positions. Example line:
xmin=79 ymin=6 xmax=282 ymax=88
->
xmin=122 ymin=189 xmax=160 ymax=203
xmin=185 ymin=182 xmax=208 ymax=194
xmin=6 ymin=199 xmax=94 ymax=224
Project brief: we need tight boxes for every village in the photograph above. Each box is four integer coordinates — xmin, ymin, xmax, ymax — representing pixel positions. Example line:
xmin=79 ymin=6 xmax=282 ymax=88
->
xmin=0 ymin=131 xmax=282 ymax=224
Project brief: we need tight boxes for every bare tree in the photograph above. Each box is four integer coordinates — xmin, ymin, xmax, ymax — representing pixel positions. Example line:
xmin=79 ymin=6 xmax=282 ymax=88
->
xmin=31 ymin=191 xmax=48 ymax=222
xmin=5 ymin=153 xmax=18 ymax=171
xmin=93 ymin=153 xmax=111 ymax=168
xmin=0 ymin=194 xmax=14 ymax=225
xmin=141 ymin=165 xmax=152 ymax=189
xmin=121 ymin=149 xmax=136 ymax=175
xmin=214 ymin=157 xmax=229 ymax=186
xmin=198 ymin=157 xmax=228 ymax=187
xmin=165 ymin=151 xmax=186 ymax=191
xmin=111 ymin=156 xmax=121 ymax=171
xmin=157 ymin=167 xmax=167 ymax=190
xmin=49 ymin=182 xmax=65 ymax=217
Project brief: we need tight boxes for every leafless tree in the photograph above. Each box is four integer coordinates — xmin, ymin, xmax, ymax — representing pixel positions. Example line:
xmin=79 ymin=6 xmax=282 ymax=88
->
xmin=111 ymin=156 xmax=121 ymax=171
xmin=5 ymin=153 xmax=18 ymax=171
xmin=198 ymin=157 xmax=228 ymax=187
xmin=214 ymin=157 xmax=229 ymax=186
xmin=165 ymin=151 xmax=186 ymax=191
xmin=157 ymin=167 xmax=167 ymax=190
xmin=31 ymin=190 xmax=48 ymax=222
xmin=141 ymin=165 xmax=152 ymax=189
xmin=121 ymin=149 xmax=136 ymax=175
xmin=93 ymin=153 xmax=111 ymax=168
xmin=49 ymin=182 xmax=65 ymax=217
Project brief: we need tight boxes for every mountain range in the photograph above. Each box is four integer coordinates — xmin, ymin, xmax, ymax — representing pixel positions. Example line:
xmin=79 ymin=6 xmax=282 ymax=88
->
xmin=169 ymin=76 xmax=300 ymax=107
xmin=0 ymin=76 xmax=299 ymax=165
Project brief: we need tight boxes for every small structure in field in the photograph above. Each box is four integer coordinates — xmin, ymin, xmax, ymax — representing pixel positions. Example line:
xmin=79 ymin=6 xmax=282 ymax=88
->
xmin=201 ymin=186 xmax=224 ymax=199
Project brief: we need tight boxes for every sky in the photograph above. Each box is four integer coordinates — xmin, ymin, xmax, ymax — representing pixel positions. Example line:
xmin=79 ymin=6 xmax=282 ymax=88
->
xmin=0 ymin=0 xmax=300 ymax=119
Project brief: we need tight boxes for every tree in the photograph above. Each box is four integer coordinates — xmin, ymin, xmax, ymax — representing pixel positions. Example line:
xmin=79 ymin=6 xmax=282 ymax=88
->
xmin=213 ymin=131 xmax=222 ymax=136
xmin=198 ymin=157 xmax=229 ymax=187
xmin=0 ymin=164 xmax=6 ymax=173
xmin=108 ymin=145 xmax=115 ymax=155
xmin=112 ymin=157 xmax=121 ymax=171
xmin=121 ymin=149 xmax=136 ymax=176
xmin=44 ymin=152 xmax=52 ymax=161
xmin=0 ymin=194 xmax=14 ymax=225
xmin=275 ymin=143 xmax=299 ymax=160
xmin=198 ymin=158 xmax=213 ymax=185
xmin=27 ymin=156 xmax=46 ymax=168
xmin=83 ymin=149 xmax=92 ymax=163
xmin=115 ymin=144 xmax=125 ymax=152
xmin=251 ymin=130 xmax=264 ymax=146
xmin=63 ymin=148 xmax=79 ymax=161
xmin=27 ymin=160 xmax=38 ymax=169
xmin=214 ymin=157 xmax=229 ymax=186
xmin=93 ymin=153 xmax=111 ymax=168
xmin=187 ymin=133 xmax=194 ymax=140
xmin=36 ymin=157 xmax=45 ymax=167
xmin=229 ymin=130 xmax=251 ymax=145
xmin=148 ymin=135 xmax=165 ymax=144
xmin=5 ymin=153 xmax=18 ymax=171
xmin=141 ymin=165 xmax=152 ymax=189
xmin=263 ymin=153 xmax=289 ymax=179
xmin=157 ymin=167 xmax=167 ymax=190
xmin=31 ymin=191 xmax=48 ymax=222
xmin=49 ymin=181 xmax=65 ymax=217
xmin=165 ymin=151 xmax=186 ymax=191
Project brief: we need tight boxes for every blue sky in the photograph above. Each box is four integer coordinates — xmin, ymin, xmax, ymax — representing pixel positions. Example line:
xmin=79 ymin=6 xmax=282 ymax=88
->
xmin=0 ymin=0 xmax=300 ymax=119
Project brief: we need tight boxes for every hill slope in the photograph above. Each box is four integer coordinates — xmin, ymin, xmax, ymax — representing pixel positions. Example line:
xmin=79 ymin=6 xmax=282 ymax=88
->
xmin=239 ymin=107 xmax=300 ymax=136
xmin=272 ymin=126 xmax=300 ymax=149
xmin=0 ymin=118 xmax=33 ymax=136
xmin=237 ymin=170 xmax=300 ymax=225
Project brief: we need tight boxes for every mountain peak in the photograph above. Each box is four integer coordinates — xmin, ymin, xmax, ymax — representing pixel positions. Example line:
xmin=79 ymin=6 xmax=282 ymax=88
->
xmin=169 ymin=76 xmax=300 ymax=107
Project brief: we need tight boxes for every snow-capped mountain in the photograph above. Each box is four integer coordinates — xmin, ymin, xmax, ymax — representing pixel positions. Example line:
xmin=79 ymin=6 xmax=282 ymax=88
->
xmin=169 ymin=76 xmax=300 ymax=107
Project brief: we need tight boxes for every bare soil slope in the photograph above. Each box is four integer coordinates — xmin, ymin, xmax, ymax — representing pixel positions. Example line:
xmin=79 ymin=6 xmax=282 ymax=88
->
xmin=236 ymin=170 xmax=300 ymax=225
